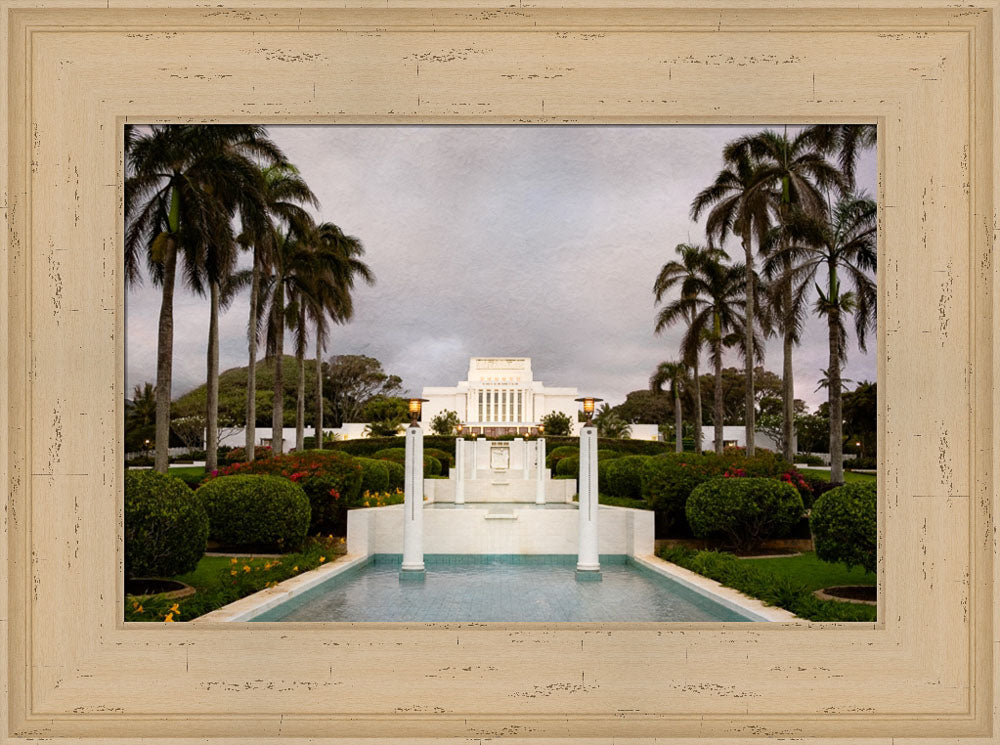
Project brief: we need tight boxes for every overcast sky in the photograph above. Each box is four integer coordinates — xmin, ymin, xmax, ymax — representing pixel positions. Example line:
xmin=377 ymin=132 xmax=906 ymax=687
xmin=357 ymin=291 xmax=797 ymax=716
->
xmin=125 ymin=125 xmax=877 ymax=412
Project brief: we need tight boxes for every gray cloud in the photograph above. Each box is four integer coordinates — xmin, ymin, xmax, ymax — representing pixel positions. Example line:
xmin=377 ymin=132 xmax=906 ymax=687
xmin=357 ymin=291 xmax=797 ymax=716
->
xmin=126 ymin=125 xmax=877 ymax=411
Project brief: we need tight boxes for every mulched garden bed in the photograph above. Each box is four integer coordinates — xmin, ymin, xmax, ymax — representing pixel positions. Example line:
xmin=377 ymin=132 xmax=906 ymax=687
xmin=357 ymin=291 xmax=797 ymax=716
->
xmin=125 ymin=578 xmax=196 ymax=600
xmin=814 ymin=585 xmax=877 ymax=605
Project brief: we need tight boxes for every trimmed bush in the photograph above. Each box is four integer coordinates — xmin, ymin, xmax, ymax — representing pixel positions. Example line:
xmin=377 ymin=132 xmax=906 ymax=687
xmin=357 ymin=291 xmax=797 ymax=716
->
xmin=603 ymin=455 xmax=650 ymax=499
xmin=356 ymin=457 xmax=390 ymax=494
xmin=224 ymin=445 xmax=272 ymax=464
xmin=545 ymin=445 xmax=579 ymax=470
xmin=124 ymin=470 xmax=209 ymax=579
xmin=209 ymin=450 xmax=363 ymax=535
xmin=686 ymin=477 xmax=804 ymax=553
xmin=640 ymin=452 xmax=726 ymax=531
xmin=597 ymin=449 xmax=623 ymax=461
xmin=197 ymin=475 xmax=310 ymax=551
xmin=385 ymin=461 xmax=405 ymax=490
xmin=171 ymin=468 xmax=209 ymax=490
xmin=371 ymin=447 xmax=442 ymax=476
xmin=795 ymin=453 xmax=825 ymax=466
xmin=555 ymin=454 xmax=579 ymax=477
xmin=810 ymin=482 xmax=877 ymax=573
xmin=798 ymin=472 xmax=841 ymax=509
xmin=424 ymin=447 xmax=454 ymax=466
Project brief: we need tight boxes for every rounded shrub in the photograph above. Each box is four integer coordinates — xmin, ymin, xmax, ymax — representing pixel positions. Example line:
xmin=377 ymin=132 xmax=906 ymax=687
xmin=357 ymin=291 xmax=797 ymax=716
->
xmin=597 ymin=449 xmax=623 ymax=461
xmin=640 ymin=452 xmax=726 ymax=531
xmin=545 ymin=445 xmax=578 ymax=470
xmin=385 ymin=460 xmax=405 ymax=490
xmin=372 ymin=447 xmax=406 ymax=462
xmin=603 ymin=455 xmax=650 ymax=499
xmin=124 ymin=470 xmax=209 ymax=579
xmin=209 ymin=450 xmax=363 ymax=535
xmin=424 ymin=447 xmax=454 ymax=466
xmin=810 ymin=482 xmax=877 ymax=573
xmin=197 ymin=475 xmax=310 ymax=551
xmin=372 ymin=447 xmax=442 ymax=476
xmin=356 ymin=457 xmax=390 ymax=494
xmin=555 ymin=454 xmax=579 ymax=477
xmin=686 ymin=476 xmax=804 ymax=553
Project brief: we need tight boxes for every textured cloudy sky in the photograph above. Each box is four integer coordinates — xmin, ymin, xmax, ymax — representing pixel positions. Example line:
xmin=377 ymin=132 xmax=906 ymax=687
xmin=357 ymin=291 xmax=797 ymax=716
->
xmin=125 ymin=125 xmax=877 ymax=411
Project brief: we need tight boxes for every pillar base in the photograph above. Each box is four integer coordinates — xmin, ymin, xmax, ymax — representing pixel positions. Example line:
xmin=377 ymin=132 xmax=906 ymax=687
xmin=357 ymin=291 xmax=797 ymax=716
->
xmin=575 ymin=568 xmax=602 ymax=582
xmin=399 ymin=567 xmax=426 ymax=581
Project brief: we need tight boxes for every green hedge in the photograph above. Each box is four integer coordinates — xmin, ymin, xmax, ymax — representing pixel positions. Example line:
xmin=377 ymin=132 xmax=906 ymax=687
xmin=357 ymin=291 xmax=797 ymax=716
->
xmin=603 ymin=455 xmax=650 ymax=499
xmin=124 ymin=470 xmax=209 ymax=579
xmin=356 ymin=457 xmax=390 ymax=494
xmin=810 ymin=482 xmax=877 ymax=573
xmin=208 ymin=450 xmax=363 ymax=535
xmin=658 ymin=546 xmax=876 ymax=622
xmin=371 ymin=447 xmax=442 ymax=476
xmin=555 ymin=454 xmax=579 ymax=477
xmin=640 ymin=452 xmax=726 ymax=532
xmin=385 ymin=460 xmax=405 ymax=490
xmin=197 ymin=475 xmax=310 ymax=552
xmin=546 ymin=445 xmax=578 ymax=470
xmin=686 ymin=477 xmax=804 ymax=553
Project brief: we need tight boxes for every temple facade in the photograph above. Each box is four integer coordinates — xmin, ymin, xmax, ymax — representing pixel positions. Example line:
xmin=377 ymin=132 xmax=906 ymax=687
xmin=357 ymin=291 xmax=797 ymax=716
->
xmin=421 ymin=357 xmax=580 ymax=436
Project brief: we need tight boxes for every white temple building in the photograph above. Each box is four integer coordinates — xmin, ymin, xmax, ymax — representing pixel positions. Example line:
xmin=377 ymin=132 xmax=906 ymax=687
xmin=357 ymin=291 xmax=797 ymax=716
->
xmin=421 ymin=357 xmax=581 ymax=437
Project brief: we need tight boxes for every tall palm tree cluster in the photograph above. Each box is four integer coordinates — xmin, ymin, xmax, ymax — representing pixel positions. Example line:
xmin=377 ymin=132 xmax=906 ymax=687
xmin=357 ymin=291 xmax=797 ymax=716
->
xmin=125 ymin=125 xmax=373 ymax=474
xmin=653 ymin=124 xmax=876 ymax=482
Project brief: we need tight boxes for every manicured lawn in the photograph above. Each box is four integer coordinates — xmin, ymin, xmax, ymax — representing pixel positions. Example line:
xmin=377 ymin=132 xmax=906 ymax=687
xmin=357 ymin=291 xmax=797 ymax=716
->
xmin=658 ymin=546 xmax=877 ymax=622
xmin=126 ymin=536 xmax=346 ymax=622
xmin=799 ymin=468 xmax=876 ymax=484
xmin=741 ymin=551 xmax=875 ymax=592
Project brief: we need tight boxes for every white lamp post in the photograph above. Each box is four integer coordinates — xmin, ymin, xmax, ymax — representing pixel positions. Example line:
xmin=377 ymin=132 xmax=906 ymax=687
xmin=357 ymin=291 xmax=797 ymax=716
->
xmin=535 ymin=437 xmax=546 ymax=505
xmin=401 ymin=398 xmax=428 ymax=580
xmin=454 ymin=431 xmax=466 ymax=505
xmin=575 ymin=397 xmax=602 ymax=580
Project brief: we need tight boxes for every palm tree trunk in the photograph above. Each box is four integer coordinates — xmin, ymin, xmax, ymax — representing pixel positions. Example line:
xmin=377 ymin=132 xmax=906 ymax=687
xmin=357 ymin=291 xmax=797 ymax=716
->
xmin=295 ymin=306 xmax=306 ymax=452
xmin=314 ymin=325 xmax=324 ymax=450
xmin=692 ymin=353 xmax=702 ymax=453
xmin=245 ymin=253 xmax=260 ymax=461
xmin=205 ymin=280 xmax=220 ymax=471
xmin=828 ymin=308 xmax=844 ymax=483
xmin=714 ymin=344 xmax=724 ymax=454
xmin=271 ymin=285 xmax=285 ymax=454
xmin=742 ymin=226 xmax=756 ymax=456
xmin=782 ymin=315 xmax=795 ymax=461
xmin=674 ymin=383 xmax=683 ymax=453
xmin=153 ymin=239 xmax=178 ymax=473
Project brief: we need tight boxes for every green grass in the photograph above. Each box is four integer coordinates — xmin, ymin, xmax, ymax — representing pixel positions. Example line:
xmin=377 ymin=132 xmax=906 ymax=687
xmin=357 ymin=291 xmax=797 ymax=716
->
xmin=798 ymin=468 xmax=876 ymax=484
xmin=740 ymin=551 xmax=875 ymax=593
xmin=126 ymin=536 xmax=346 ymax=622
xmin=658 ymin=546 xmax=877 ymax=622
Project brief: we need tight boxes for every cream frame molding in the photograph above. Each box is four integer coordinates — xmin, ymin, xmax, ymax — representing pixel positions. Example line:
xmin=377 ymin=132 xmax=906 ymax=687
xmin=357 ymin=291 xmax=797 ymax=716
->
xmin=1 ymin=1 xmax=997 ymax=742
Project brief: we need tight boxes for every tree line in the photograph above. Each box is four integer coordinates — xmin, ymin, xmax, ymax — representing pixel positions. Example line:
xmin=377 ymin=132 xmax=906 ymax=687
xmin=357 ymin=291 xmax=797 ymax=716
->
xmin=651 ymin=124 xmax=876 ymax=482
xmin=125 ymin=125 xmax=373 ymax=472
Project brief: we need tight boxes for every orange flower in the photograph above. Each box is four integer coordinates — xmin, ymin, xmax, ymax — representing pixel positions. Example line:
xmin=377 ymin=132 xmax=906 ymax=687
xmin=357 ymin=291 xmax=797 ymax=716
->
xmin=164 ymin=613 xmax=175 ymax=622
xmin=319 ymin=556 xmax=326 ymax=563
xmin=243 ymin=565 xmax=251 ymax=573
xmin=169 ymin=603 xmax=179 ymax=614
xmin=292 ymin=565 xmax=298 ymax=572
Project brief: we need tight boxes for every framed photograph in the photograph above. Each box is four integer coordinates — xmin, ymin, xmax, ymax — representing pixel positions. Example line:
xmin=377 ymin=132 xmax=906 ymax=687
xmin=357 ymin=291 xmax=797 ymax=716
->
xmin=2 ymin=1 xmax=997 ymax=742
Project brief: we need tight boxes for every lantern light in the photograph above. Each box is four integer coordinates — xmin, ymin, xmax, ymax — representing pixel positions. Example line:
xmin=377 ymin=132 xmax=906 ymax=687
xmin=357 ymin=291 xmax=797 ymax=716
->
xmin=575 ymin=396 xmax=604 ymax=428
xmin=408 ymin=398 xmax=429 ymax=426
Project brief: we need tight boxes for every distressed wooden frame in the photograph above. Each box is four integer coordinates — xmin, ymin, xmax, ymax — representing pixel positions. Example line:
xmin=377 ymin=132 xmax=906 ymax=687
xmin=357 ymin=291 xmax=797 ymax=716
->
xmin=1 ymin=1 xmax=997 ymax=742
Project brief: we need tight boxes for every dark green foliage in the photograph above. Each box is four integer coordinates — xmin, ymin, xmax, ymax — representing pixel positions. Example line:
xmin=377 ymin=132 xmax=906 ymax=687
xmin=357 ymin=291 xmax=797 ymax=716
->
xmin=124 ymin=470 xmax=209 ymax=579
xmin=602 ymin=455 xmax=651 ymax=499
xmin=538 ymin=411 xmax=573 ymax=436
xmin=371 ymin=447 xmax=442 ymax=476
xmin=797 ymin=471 xmax=840 ymax=509
xmin=597 ymin=449 xmax=623 ymax=460
xmin=795 ymin=453 xmax=825 ymax=466
xmin=210 ymin=450 xmax=363 ymax=535
xmin=686 ymin=477 xmax=804 ymax=553
xmin=640 ymin=452 xmax=726 ymax=531
xmin=197 ymin=475 xmax=310 ymax=551
xmin=171 ymin=468 xmax=208 ymax=490
xmin=810 ymin=482 xmax=877 ymax=573
xmin=384 ymin=461 xmax=405 ymax=490
xmin=546 ymin=445 xmax=579 ymax=470
xmin=847 ymin=456 xmax=876 ymax=470
xmin=658 ymin=546 xmax=876 ymax=622
xmin=356 ymin=457 xmax=390 ymax=494
xmin=555 ymin=454 xmax=579 ymax=477
xmin=423 ymin=447 xmax=453 ymax=476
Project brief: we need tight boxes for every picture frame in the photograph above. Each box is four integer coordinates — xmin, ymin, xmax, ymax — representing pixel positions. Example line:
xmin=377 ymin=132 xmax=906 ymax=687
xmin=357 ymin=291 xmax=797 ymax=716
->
xmin=1 ymin=1 xmax=997 ymax=742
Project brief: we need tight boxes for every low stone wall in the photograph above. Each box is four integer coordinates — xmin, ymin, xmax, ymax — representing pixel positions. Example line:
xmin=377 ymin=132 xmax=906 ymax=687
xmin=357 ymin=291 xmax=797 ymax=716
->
xmin=423 ymin=476 xmax=576 ymax=503
xmin=347 ymin=502 xmax=655 ymax=557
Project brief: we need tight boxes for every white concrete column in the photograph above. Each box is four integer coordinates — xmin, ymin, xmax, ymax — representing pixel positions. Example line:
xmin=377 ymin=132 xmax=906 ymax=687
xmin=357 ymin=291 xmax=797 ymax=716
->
xmin=535 ymin=437 xmax=546 ymax=504
xmin=576 ymin=426 xmax=601 ymax=579
xmin=518 ymin=438 xmax=530 ymax=479
xmin=454 ymin=437 xmax=465 ymax=505
xmin=401 ymin=424 xmax=425 ymax=577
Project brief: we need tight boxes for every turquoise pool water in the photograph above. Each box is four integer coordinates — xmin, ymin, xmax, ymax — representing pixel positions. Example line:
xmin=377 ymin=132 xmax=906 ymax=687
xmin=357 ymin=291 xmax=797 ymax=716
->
xmin=249 ymin=555 xmax=758 ymax=622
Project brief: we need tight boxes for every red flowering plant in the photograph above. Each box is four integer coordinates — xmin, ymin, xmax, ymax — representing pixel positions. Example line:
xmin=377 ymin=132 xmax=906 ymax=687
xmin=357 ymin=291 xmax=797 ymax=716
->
xmin=206 ymin=450 xmax=363 ymax=535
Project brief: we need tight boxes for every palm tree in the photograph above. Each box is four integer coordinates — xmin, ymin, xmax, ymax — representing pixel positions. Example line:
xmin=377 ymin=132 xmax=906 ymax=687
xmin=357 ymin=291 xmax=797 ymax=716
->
xmin=653 ymin=243 xmax=723 ymax=453
xmin=306 ymin=223 xmax=373 ymax=450
xmin=691 ymin=148 xmax=772 ymax=456
xmin=239 ymin=164 xmax=317 ymax=460
xmin=803 ymin=124 xmax=877 ymax=190
xmin=763 ymin=194 xmax=876 ymax=482
xmin=593 ymin=404 xmax=632 ymax=439
xmin=125 ymin=125 xmax=281 ymax=472
xmin=650 ymin=361 xmax=688 ymax=452
xmin=655 ymin=251 xmax=754 ymax=453
xmin=729 ymin=128 xmax=844 ymax=461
